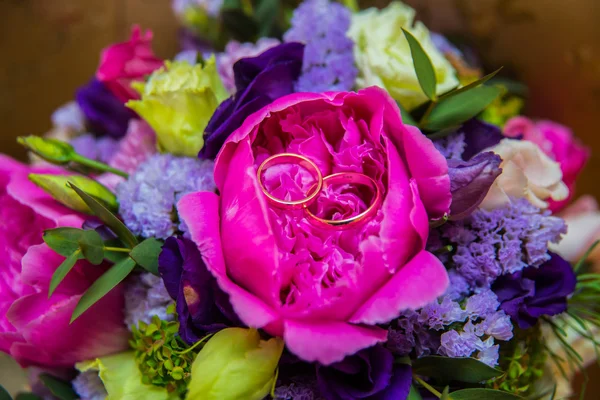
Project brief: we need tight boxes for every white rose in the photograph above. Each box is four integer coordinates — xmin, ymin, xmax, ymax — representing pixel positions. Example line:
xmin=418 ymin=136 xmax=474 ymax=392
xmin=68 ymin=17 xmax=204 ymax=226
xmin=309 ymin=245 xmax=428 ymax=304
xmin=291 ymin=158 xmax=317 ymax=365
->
xmin=481 ymin=139 xmax=569 ymax=210
xmin=348 ymin=2 xmax=459 ymax=110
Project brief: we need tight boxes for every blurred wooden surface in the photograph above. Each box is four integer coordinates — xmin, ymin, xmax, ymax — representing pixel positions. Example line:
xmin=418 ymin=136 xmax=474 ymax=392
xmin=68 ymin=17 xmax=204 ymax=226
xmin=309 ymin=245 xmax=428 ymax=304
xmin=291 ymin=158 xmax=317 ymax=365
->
xmin=0 ymin=0 xmax=599 ymax=398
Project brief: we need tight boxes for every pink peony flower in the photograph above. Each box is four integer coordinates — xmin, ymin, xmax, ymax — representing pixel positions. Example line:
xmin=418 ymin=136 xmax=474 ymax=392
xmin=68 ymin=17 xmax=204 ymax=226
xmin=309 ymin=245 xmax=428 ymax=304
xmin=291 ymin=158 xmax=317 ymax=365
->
xmin=178 ymin=87 xmax=451 ymax=364
xmin=504 ymin=117 xmax=590 ymax=212
xmin=96 ymin=26 xmax=164 ymax=103
xmin=0 ymin=156 xmax=129 ymax=368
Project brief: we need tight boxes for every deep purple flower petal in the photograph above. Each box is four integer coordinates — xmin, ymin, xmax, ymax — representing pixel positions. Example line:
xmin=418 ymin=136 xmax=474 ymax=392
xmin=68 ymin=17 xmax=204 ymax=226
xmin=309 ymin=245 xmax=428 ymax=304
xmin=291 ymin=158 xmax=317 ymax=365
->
xmin=448 ymin=152 xmax=502 ymax=220
xmin=317 ymin=345 xmax=400 ymax=400
xmin=76 ymin=79 xmax=135 ymax=138
xmin=158 ymin=236 xmax=239 ymax=343
xmin=373 ymin=364 xmax=412 ymax=400
xmin=199 ymin=42 xmax=304 ymax=159
xmin=461 ymin=119 xmax=504 ymax=160
xmin=492 ymin=253 xmax=576 ymax=329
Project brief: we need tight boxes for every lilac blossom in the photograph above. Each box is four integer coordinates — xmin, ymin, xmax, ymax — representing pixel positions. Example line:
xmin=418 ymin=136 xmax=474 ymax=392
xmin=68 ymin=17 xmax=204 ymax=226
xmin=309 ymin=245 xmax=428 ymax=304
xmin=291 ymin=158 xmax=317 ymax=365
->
xmin=117 ymin=154 xmax=216 ymax=239
xmin=124 ymin=273 xmax=173 ymax=330
xmin=284 ymin=0 xmax=356 ymax=92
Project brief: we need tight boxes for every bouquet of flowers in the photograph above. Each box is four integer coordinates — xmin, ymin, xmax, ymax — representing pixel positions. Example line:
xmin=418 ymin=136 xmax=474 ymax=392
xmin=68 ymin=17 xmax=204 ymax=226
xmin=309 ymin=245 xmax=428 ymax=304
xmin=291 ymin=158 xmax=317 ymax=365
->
xmin=2 ymin=1 xmax=599 ymax=399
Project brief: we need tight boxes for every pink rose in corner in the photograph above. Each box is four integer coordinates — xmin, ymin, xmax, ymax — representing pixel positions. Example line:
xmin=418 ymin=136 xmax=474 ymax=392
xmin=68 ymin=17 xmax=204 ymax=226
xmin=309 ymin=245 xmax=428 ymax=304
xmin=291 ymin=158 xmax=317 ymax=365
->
xmin=0 ymin=156 xmax=129 ymax=367
xmin=504 ymin=116 xmax=590 ymax=212
xmin=178 ymin=87 xmax=451 ymax=365
xmin=96 ymin=25 xmax=164 ymax=103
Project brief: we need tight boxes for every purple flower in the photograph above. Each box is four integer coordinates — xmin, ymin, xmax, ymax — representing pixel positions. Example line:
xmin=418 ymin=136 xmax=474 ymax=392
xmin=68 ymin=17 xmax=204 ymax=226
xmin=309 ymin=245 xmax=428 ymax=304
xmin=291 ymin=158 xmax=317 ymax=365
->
xmin=198 ymin=42 xmax=304 ymax=159
xmin=76 ymin=79 xmax=135 ymax=138
xmin=70 ymin=134 xmax=119 ymax=164
xmin=317 ymin=345 xmax=412 ymax=400
xmin=464 ymin=290 xmax=500 ymax=319
xmin=124 ymin=273 xmax=173 ymax=330
xmin=460 ymin=119 xmax=504 ymax=160
xmin=158 ymin=236 xmax=240 ymax=343
xmin=284 ymin=0 xmax=356 ymax=92
xmin=448 ymin=152 xmax=502 ymax=220
xmin=492 ymin=253 xmax=576 ymax=329
xmin=439 ymin=329 xmax=479 ymax=358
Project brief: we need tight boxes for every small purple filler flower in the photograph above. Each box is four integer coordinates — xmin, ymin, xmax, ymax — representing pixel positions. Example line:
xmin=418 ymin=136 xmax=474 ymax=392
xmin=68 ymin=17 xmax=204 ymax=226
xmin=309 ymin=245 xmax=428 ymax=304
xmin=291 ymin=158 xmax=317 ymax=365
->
xmin=492 ymin=253 xmax=577 ymax=329
xmin=284 ymin=0 xmax=357 ymax=92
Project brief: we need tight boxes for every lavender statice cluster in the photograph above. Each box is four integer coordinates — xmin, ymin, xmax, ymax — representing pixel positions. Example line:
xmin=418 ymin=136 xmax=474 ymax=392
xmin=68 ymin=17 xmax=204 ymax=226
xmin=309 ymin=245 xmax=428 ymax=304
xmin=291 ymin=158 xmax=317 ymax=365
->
xmin=440 ymin=199 xmax=567 ymax=288
xmin=117 ymin=153 xmax=216 ymax=239
xmin=433 ymin=131 xmax=466 ymax=160
xmin=388 ymin=289 xmax=513 ymax=367
xmin=124 ymin=273 xmax=174 ymax=329
xmin=284 ymin=0 xmax=357 ymax=92
xmin=70 ymin=133 xmax=118 ymax=164
xmin=72 ymin=370 xmax=107 ymax=400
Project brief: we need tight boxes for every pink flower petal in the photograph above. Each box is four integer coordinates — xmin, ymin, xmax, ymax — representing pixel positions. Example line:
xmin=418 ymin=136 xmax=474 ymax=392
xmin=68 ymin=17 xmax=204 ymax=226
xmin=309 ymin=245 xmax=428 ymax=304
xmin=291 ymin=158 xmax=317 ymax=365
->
xmin=350 ymin=250 xmax=448 ymax=325
xmin=283 ymin=319 xmax=387 ymax=365
xmin=177 ymin=191 xmax=279 ymax=328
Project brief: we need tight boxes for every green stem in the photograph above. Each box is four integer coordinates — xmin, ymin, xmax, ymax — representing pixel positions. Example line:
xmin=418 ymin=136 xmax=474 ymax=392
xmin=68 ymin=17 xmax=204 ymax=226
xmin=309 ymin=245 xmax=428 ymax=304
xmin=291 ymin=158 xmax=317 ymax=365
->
xmin=71 ymin=153 xmax=129 ymax=178
xmin=419 ymin=100 xmax=438 ymax=130
xmin=342 ymin=0 xmax=359 ymax=12
xmin=413 ymin=375 xmax=441 ymax=399
xmin=174 ymin=333 xmax=213 ymax=355
xmin=104 ymin=247 xmax=132 ymax=253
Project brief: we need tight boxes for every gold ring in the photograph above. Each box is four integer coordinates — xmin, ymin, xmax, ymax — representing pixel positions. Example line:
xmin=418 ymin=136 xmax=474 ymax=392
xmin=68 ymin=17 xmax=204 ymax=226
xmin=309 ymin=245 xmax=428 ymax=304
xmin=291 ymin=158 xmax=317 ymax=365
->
xmin=304 ymin=172 xmax=382 ymax=230
xmin=256 ymin=153 xmax=323 ymax=209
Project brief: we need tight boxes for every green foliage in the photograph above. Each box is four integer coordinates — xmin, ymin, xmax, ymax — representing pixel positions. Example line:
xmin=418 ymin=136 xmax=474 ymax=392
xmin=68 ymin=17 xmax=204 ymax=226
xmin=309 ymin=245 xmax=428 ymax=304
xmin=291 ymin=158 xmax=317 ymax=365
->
xmin=68 ymin=182 xmax=138 ymax=248
xmin=402 ymin=28 xmax=437 ymax=100
xmin=131 ymin=316 xmax=204 ymax=397
xmin=0 ymin=385 xmax=11 ymax=400
xmin=407 ymin=385 xmax=423 ymax=400
xmin=412 ymin=356 xmax=503 ymax=384
xmin=448 ymin=388 xmax=523 ymax=399
xmin=130 ymin=238 xmax=164 ymax=275
xmin=49 ymin=250 xmax=82 ymax=296
xmin=488 ymin=325 xmax=547 ymax=396
xmin=15 ymin=394 xmax=42 ymax=400
xmin=71 ymin=257 xmax=137 ymax=322
xmin=38 ymin=374 xmax=78 ymax=400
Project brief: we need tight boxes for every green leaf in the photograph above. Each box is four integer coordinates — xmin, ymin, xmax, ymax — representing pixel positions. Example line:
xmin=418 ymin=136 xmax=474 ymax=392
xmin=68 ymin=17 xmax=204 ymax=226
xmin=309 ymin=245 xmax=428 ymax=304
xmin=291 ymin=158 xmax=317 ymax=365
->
xmin=439 ymin=67 xmax=503 ymax=100
xmin=402 ymin=28 xmax=437 ymax=100
xmin=71 ymin=257 xmax=136 ymax=322
xmin=15 ymin=394 xmax=43 ymax=400
xmin=129 ymin=238 xmax=164 ymax=275
xmin=79 ymin=230 xmax=105 ymax=265
xmin=255 ymin=0 xmax=280 ymax=37
xmin=441 ymin=386 xmax=450 ymax=400
xmin=449 ymin=388 xmax=523 ymax=399
xmin=43 ymin=227 xmax=84 ymax=256
xmin=397 ymin=101 xmax=418 ymax=126
xmin=407 ymin=385 xmax=423 ymax=400
xmin=412 ymin=356 xmax=504 ymax=383
xmin=0 ymin=385 xmax=12 ymax=400
xmin=68 ymin=183 xmax=138 ymax=248
xmin=38 ymin=374 xmax=78 ymax=400
xmin=48 ymin=250 xmax=81 ymax=297
xmin=221 ymin=9 xmax=259 ymax=41
xmin=574 ymin=239 xmax=600 ymax=273
xmin=423 ymin=85 xmax=503 ymax=132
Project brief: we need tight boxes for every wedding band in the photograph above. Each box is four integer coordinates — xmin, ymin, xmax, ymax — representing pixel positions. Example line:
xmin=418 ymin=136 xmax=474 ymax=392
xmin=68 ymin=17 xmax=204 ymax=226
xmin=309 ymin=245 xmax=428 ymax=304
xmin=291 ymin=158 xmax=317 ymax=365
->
xmin=304 ymin=172 xmax=382 ymax=230
xmin=256 ymin=153 xmax=323 ymax=209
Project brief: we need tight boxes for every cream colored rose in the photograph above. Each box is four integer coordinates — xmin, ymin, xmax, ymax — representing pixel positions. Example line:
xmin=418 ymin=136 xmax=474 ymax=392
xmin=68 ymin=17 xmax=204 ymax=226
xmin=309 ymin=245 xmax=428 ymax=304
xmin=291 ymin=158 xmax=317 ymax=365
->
xmin=481 ymin=139 xmax=569 ymax=210
xmin=348 ymin=2 xmax=459 ymax=110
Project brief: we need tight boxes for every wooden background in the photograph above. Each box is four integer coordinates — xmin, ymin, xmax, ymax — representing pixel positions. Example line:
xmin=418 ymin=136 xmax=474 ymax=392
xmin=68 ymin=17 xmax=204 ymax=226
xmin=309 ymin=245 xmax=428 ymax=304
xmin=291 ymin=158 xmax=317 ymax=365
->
xmin=0 ymin=0 xmax=599 ymax=397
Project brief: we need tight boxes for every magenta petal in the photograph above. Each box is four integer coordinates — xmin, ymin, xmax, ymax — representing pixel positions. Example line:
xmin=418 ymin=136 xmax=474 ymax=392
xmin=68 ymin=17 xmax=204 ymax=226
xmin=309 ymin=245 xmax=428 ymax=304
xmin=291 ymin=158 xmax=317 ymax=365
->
xmin=218 ymin=140 xmax=279 ymax=306
xmin=284 ymin=319 xmax=388 ymax=365
xmin=350 ymin=251 xmax=449 ymax=325
xmin=7 ymin=290 xmax=129 ymax=367
xmin=177 ymin=191 xmax=279 ymax=328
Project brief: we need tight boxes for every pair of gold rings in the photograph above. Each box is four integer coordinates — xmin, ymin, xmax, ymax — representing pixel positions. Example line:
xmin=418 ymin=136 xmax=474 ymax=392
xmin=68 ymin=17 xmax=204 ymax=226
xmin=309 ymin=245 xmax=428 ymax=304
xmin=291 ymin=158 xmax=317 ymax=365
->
xmin=256 ymin=153 xmax=382 ymax=230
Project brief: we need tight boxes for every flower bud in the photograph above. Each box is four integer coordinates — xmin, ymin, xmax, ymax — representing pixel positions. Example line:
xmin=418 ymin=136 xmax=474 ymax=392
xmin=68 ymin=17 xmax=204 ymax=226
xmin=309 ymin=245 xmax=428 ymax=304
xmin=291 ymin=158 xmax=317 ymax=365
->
xmin=186 ymin=328 xmax=284 ymax=400
xmin=17 ymin=136 xmax=75 ymax=164
xmin=76 ymin=351 xmax=173 ymax=400
xmin=29 ymin=174 xmax=118 ymax=214
xmin=127 ymin=58 xmax=228 ymax=157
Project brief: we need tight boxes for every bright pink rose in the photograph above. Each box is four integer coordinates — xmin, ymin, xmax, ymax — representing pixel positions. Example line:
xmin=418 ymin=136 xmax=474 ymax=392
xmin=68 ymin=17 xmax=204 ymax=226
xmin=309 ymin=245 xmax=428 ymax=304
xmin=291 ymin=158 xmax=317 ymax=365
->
xmin=0 ymin=156 xmax=129 ymax=367
xmin=178 ymin=87 xmax=451 ymax=364
xmin=504 ymin=116 xmax=590 ymax=212
xmin=96 ymin=25 xmax=164 ymax=103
